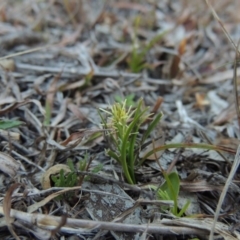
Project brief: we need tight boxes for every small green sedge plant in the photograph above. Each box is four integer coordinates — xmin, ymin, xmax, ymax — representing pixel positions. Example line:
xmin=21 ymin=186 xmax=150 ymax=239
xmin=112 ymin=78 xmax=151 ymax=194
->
xmin=127 ymin=16 xmax=167 ymax=73
xmin=51 ymin=156 xmax=103 ymax=199
xmin=99 ymin=98 xmax=236 ymax=185
xmin=151 ymin=171 xmax=190 ymax=217
xmin=99 ymin=98 xmax=162 ymax=184
xmin=51 ymin=168 xmax=77 ymax=188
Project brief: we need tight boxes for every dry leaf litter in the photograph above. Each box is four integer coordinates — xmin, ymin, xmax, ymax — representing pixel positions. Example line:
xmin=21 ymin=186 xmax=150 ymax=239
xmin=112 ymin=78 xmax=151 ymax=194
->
xmin=1 ymin=1 xmax=240 ymax=240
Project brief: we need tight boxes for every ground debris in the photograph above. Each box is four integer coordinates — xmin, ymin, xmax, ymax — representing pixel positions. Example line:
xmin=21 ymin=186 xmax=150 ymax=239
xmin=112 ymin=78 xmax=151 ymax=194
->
xmin=1 ymin=0 xmax=240 ymax=239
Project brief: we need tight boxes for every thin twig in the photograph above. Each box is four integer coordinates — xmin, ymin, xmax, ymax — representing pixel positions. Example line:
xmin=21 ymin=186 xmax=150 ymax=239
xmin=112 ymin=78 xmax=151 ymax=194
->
xmin=234 ymin=41 xmax=240 ymax=137
xmin=209 ymin=145 xmax=240 ymax=240
xmin=199 ymin=130 xmax=231 ymax=164
xmin=0 ymin=206 xmax=209 ymax=236
xmin=205 ymin=0 xmax=239 ymax=54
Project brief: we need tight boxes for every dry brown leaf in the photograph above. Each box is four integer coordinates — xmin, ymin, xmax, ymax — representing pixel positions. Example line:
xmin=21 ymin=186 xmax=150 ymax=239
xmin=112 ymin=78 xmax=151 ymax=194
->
xmin=58 ymin=79 xmax=85 ymax=91
xmin=178 ymin=38 xmax=186 ymax=56
xmin=28 ymin=185 xmax=82 ymax=213
xmin=170 ymin=38 xmax=186 ymax=78
xmin=67 ymin=102 xmax=87 ymax=121
xmin=214 ymin=137 xmax=240 ymax=150
xmin=150 ymin=96 xmax=163 ymax=116
xmin=50 ymin=214 xmax=67 ymax=237
xmin=0 ymin=152 xmax=20 ymax=177
xmin=60 ymin=128 xmax=103 ymax=148
xmin=45 ymin=71 xmax=62 ymax=122
xmin=213 ymin=103 xmax=235 ymax=125
xmin=3 ymin=183 xmax=21 ymax=240
xmin=195 ymin=92 xmax=210 ymax=109
xmin=0 ymin=6 xmax=7 ymax=22
xmin=180 ymin=180 xmax=223 ymax=192
xmin=60 ymin=131 xmax=86 ymax=146
xmin=41 ymin=164 xmax=71 ymax=190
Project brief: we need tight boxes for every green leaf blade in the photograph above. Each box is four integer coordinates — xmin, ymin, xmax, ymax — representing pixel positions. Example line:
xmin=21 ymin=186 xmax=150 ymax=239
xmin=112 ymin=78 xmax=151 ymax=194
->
xmin=0 ymin=119 xmax=23 ymax=130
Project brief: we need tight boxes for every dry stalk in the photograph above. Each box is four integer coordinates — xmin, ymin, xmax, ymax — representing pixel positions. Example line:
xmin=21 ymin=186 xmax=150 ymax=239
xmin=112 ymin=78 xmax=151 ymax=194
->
xmin=0 ymin=206 xmax=209 ymax=236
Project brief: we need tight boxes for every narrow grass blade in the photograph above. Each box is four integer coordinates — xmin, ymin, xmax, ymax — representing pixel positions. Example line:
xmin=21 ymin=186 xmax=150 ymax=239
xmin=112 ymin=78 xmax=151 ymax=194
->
xmin=163 ymin=172 xmax=180 ymax=215
xmin=177 ymin=200 xmax=191 ymax=217
xmin=121 ymin=101 xmax=146 ymax=184
xmin=141 ymin=112 xmax=162 ymax=144
xmin=106 ymin=150 xmax=120 ymax=163
xmin=140 ymin=143 xmax=236 ymax=165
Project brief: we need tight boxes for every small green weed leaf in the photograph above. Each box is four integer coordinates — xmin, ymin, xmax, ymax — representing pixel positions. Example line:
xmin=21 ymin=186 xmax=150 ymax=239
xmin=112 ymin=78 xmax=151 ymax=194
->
xmin=156 ymin=172 xmax=190 ymax=216
xmin=0 ymin=119 xmax=23 ymax=130
xmin=160 ymin=172 xmax=180 ymax=200
xmin=114 ymin=95 xmax=122 ymax=102
xmin=51 ymin=169 xmax=65 ymax=187
xmin=65 ymin=173 xmax=77 ymax=187
xmin=128 ymin=47 xmax=146 ymax=73
xmin=51 ymin=169 xmax=77 ymax=200
xmin=177 ymin=200 xmax=191 ymax=217
xmin=79 ymin=159 xmax=87 ymax=171
xmin=77 ymin=153 xmax=89 ymax=172
xmin=157 ymin=189 xmax=171 ymax=200
xmin=59 ymin=170 xmax=65 ymax=186
xmin=51 ymin=175 xmax=59 ymax=184
xmin=51 ymin=169 xmax=77 ymax=188
xmin=115 ymin=94 xmax=135 ymax=107
xmin=67 ymin=159 xmax=75 ymax=172
xmin=83 ymin=69 xmax=94 ymax=87
xmin=85 ymin=163 xmax=104 ymax=181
